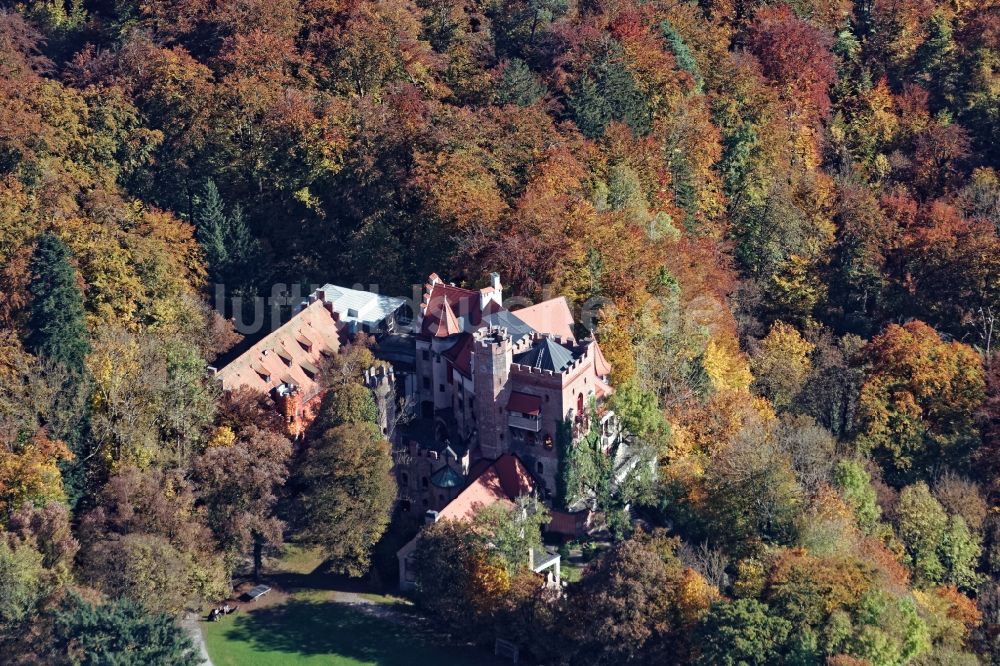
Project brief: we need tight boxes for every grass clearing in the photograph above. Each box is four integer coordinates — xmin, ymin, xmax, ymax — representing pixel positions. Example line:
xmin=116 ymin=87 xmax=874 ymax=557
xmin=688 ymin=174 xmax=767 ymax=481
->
xmin=202 ymin=597 xmax=500 ymax=666
xmin=203 ymin=545 xmax=502 ymax=665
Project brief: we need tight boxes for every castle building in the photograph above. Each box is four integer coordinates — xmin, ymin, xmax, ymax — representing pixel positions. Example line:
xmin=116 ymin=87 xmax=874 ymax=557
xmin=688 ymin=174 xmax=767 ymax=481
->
xmin=403 ymin=272 xmax=616 ymax=506
xmin=215 ymin=273 xmax=618 ymax=525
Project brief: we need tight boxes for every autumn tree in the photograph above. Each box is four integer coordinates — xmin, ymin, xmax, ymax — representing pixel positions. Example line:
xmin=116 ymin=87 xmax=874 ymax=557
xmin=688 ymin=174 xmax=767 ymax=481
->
xmin=293 ymin=422 xmax=394 ymax=576
xmin=0 ymin=539 xmax=47 ymax=635
xmin=312 ymin=382 xmax=378 ymax=433
xmin=702 ymin=416 xmax=804 ymax=555
xmin=77 ymin=467 xmax=227 ymax=613
xmin=564 ymin=532 xmax=711 ymax=664
xmin=471 ymin=495 xmax=549 ymax=574
xmin=193 ymin=424 xmax=292 ymax=581
xmin=411 ymin=520 xmax=490 ymax=629
xmin=5 ymin=501 xmax=78 ymax=580
xmin=0 ymin=430 xmax=71 ymax=520
xmin=857 ymin=321 xmax=985 ymax=485
xmin=895 ymin=482 xmax=982 ymax=591
xmin=751 ymin=321 xmax=814 ymax=410
xmin=832 ymin=460 xmax=881 ymax=535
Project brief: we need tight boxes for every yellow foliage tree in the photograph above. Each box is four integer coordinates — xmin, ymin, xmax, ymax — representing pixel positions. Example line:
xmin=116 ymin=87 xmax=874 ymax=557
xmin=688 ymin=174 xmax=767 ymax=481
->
xmin=0 ymin=430 xmax=72 ymax=521
xmin=752 ymin=321 xmax=814 ymax=410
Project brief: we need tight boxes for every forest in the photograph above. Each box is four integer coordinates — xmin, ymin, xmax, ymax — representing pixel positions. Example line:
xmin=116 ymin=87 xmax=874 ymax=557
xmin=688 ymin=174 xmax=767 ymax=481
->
xmin=2 ymin=0 xmax=1000 ymax=664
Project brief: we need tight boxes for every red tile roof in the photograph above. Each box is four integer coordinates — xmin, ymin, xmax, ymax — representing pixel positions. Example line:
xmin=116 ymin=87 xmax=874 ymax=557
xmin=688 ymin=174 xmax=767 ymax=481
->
xmin=419 ymin=281 xmax=500 ymax=338
xmin=216 ymin=300 xmax=339 ymax=398
xmin=437 ymin=454 xmax=535 ymax=522
xmin=511 ymin=297 xmax=576 ymax=341
xmin=591 ymin=340 xmax=612 ymax=377
xmin=442 ymin=333 xmax=474 ymax=377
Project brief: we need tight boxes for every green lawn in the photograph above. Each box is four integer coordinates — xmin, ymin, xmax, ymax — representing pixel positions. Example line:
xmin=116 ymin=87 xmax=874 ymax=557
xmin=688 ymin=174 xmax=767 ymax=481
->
xmin=202 ymin=594 xmax=500 ymax=666
xmin=561 ymin=561 xmax=585 ymax=583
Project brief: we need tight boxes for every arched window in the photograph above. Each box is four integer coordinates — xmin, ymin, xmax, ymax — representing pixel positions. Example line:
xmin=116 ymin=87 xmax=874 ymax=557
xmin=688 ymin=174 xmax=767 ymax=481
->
xmin=536 ymin=461 xmax=544 ymax=475
xmin=422 ymin=477 xmax=429 ymax=488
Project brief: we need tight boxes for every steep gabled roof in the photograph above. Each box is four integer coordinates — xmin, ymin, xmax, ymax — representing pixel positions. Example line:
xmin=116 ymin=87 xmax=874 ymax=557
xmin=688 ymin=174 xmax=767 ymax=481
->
xmin=591 ymin=340 xmax=612 ymax=377
xmin=512 ymin=297 xmax=576 ymax=341
xmin=514 ymin=337 xmax=576 ymax=372
xmin=216 ymin=300 xmax=339 ymax=398
xmin=442 ymin=333 xmax=474 ymax=377
xmin=419 ymin=280 xmax=498 ymax=339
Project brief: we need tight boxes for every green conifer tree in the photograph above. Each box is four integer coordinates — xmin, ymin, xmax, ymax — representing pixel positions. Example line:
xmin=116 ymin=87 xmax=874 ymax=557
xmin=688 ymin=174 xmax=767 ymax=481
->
xmin=52 ymin=594 xmax=199 ymax=665
xmin=661 ymin=21 xmax=703 ymax=93
xmin=26 ymin=233 xmax=89 ymax=372
xmin=195 ymin=179 xmax=229 ymax=282
xmin=568 ymin=73 xmax=612 ymax=139
xmin=567 ymin=40 xmax=651 ymax=139
xmin=495 ymin=58 xmax=547 ymax=107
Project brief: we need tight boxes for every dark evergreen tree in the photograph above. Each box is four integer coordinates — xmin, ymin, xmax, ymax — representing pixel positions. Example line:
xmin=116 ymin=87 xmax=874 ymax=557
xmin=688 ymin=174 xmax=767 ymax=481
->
xmin=26 ymin=233 xmax=89 ymax=372
xmin=669 ymin=152 xmax=699 ymax=231
xmin=223 ymin=204 xmax=262 ymax=295
xmin=567 ymin=39 xmax=651 ymax=139
xmin=194 ymin=179 xmax=229 ymax=281
xmin=195 ymin=181 xmax=262 ymax=293
xmin=495 ymin=59 xmax=547 ymax=107
xmin=694 ymin=599 xmax=794 ymax=665
xmin=488 ymin=0 xmax=569 ymax=59
xmin=51 ymin=594 xmax=199 ymax=666
xmin=25 ymin=236 xmax=96 ymax=509
xmin=293 ymin=422 xmax=395 ymax=576
xmin=567 ymin=73 xmax=611 ymax=139
xmin=913 ymin=11 xmax=958 ymax=110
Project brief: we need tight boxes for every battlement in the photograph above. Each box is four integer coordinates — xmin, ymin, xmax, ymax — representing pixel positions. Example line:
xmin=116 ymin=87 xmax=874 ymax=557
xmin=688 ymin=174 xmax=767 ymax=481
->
xmin=474 ymin=326 xmax=512 ymax=349
xmin=509 ymin=363 xmax=559 ymax=377
xmin=364 ymin=364 xmax=395 ymax=394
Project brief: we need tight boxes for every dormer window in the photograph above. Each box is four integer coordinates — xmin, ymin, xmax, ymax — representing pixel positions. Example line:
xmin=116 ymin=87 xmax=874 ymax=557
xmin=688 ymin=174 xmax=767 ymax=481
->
xmin=276 ymin=348 xmax=293 ymax=367
xmin=348 ymin=308 xmax=359 ymax=318
xmin=251 ymin=363 xmax=271 ymax=383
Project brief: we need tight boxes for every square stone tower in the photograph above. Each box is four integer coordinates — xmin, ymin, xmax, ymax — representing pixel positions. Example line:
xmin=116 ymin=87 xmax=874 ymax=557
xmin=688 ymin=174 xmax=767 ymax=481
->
xmin=472 ymin=327 xmax=512 ymax=458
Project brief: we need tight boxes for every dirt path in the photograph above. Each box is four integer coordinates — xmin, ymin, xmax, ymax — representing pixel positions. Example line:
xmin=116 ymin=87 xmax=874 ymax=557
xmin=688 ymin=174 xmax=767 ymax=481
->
xmin=181 ymin=613 xmax=213 ymax=666
xmin=328 ymin=591 xmax=424 ymax=628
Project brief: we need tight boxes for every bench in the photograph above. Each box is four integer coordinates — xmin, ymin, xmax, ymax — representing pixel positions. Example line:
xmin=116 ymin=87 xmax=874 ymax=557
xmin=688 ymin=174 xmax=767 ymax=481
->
xmin=244 ymin=584 xmax=271 ymax=602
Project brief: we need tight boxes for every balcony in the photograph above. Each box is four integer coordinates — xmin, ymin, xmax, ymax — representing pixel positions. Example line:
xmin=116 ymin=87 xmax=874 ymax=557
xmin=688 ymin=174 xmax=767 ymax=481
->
xmin=508 ymin=413 xmax=542 ymax=432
